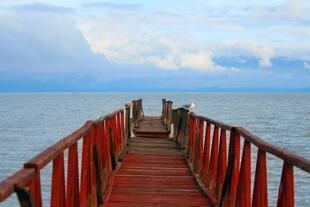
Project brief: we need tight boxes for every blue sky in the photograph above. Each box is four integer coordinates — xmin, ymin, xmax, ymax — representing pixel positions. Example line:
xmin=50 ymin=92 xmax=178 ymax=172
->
xmin=0 ymin=0 xmax=310 ymax=91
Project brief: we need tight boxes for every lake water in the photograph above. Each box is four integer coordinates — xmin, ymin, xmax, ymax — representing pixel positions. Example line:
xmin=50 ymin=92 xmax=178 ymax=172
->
xmin=0 ymin=92 xmax=309 ymax=206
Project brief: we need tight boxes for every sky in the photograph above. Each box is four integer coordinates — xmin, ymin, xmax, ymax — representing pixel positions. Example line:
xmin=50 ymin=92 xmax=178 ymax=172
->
xmin=0 ymin=0 xmax=310 ymax=91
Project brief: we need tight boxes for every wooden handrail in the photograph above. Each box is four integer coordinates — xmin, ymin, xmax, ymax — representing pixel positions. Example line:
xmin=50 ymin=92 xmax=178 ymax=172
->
xmin=1 ymin=100 xmax=309 ymax=207
xmin=24 ymin=121 xmax=93 ymax=169
xmin=179 ymin=111 xmax=310 ymax=206
xmin=0 ymin=109 xmax=127 ymax=207
xmin=188 ymin=112 xmax=310 ymax=173
xmin=0 ymin=168 xmax=35 ymax=202
xmin=236 ymin=127 xmax=310 ymax=173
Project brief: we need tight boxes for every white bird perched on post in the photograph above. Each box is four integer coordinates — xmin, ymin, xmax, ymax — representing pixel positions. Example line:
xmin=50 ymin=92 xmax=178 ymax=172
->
xmin=182 ymin=102 xmax=195 ymax=110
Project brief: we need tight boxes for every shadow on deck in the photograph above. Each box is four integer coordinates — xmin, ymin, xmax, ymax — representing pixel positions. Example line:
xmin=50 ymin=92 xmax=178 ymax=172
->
xmin=106 ymin=116 xmax=212 ymax=207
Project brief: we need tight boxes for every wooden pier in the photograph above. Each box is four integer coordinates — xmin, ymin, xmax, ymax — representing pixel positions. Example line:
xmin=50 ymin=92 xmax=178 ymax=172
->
xmin=108 ymin=116 xmax=211 ymax=206
xmin=0 ymin=99 xmax=309 ymax=207
xmin=133 ymin=116 xmax=170 ymax=138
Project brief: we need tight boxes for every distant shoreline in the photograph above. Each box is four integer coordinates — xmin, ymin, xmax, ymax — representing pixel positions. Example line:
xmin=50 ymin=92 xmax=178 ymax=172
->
xmin=0 ymin=90 xmax=310 ymax=93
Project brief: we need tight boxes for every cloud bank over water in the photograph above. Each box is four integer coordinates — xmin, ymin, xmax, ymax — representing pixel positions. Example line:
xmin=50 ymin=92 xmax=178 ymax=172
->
xmin=0 ymin=0 xmax=310 ymax=91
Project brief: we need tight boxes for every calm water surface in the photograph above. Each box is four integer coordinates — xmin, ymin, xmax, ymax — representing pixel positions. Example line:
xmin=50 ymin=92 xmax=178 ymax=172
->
xmin=0 ymin=92 xmax=309 ymax=206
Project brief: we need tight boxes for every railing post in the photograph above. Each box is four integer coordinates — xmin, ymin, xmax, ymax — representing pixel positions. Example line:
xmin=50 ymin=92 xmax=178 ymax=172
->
xmin=193 ymin=118 xmax=201 ymax=174
xmin=132 ymin=100 xmax=137 ymax=128
xmin=172 ymin=109 xmax=178 ymax=140
xmin=67 ymin=143 xmax=80 ymax=207
xmin=202 ymin=123 xmax=211 ymax=184
xmin=125 ymin=105 xmax=131 ymax=145
xmin=161 ymin=99 xmax=165 ymax=119
xmin=15 ymin=186 xmax=35 ymax=207
xmin=207 ymin=126 xmax=219 ymax=192
xmin=51 ymin=153 xmax=66 ymax=207
xmin=277 ymin=162 xmax=294 ymax=207
xmin=235 ymin=139 xmax=251 ymax=207
xmin=161 ymin=99 xmax=166 ymax=126
xmin=215 ymin=129 xmax=227 ymax=200
xmin=219 ymin=127 xmax=240 ymax=207
xmin=252 ymin=149 xmax=268 ymax=207
xmin=93 ymin=144 xmax=103 ymax=205
xmin=197 ymin=118 xmax=204 ymax=176
xmin=109 ymin=127 xmax=117 ymax=170
xmin=167 ymin=101 xmax=173 ymax=131
xmin=80 ymin=129 xmax=91 ymax=207
xmin=182 ymin=109 xmax=189 ymax=150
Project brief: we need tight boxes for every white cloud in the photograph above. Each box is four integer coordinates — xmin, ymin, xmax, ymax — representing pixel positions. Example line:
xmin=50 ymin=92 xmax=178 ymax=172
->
xmin=251 ymin=0 xmax=310 ymax=21
xmin=79 ymin=22 xmax=225 ymax=71
xmin=2 ymin=1 xmax=310 ymax=74
xmin=304 ymin=62 xmax=310 ymax=69
xmin=147 ymin=55 xmax=179 ymax=70
xmin=0 ymin=9 xmax=110 ymax=74
xmin=75 ymin=1 xmax=310 ymax=71
xmin=180 ymin=52 xmax=224 ymax=71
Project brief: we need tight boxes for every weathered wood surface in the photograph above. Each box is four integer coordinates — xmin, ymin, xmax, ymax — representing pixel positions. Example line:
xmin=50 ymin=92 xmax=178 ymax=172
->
xmin=133 ymin=116 xmax=170 ymax=138
xmin=106 ymin=136 xmax=212 ymax=206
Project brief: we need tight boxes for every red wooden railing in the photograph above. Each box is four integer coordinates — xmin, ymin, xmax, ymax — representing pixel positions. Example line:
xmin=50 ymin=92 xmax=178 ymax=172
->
xmin=1 ymin=100 xmax=309 ymax=207
xmin=0 ymin=109 xmax=126 ymax=207
xmin=185 ymin=112 xmax=310 ymax=207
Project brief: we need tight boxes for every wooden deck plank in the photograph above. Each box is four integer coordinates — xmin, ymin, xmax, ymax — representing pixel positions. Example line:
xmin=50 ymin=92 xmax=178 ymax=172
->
xmin=133 ymin=116 xmax=170 ymax=138
xmin=106 ymin=118 xmax=212 ymax=207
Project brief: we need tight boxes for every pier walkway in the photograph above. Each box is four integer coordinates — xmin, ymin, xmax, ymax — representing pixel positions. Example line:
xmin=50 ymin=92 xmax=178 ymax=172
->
xmin=0 ymin=99 xmax=309 ymax=207
xmin=107 ymin=116 xmax=212 ymax=206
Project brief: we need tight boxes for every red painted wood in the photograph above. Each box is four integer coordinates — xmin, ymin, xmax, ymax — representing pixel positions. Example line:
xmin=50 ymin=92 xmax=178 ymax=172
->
xmin=115 ymin=114 xmax=120 ymax=157
xmin=101 ymin=122 xmax=109 ymax=189
xmin=80 ymin=134 xmax=90 ymax=207
xmin=202 ymin=123 xmax=211 ymax=184
xmin=277 ymin=162 xmax=294 ymax=207
xmin=28 ymin=171 xmax=42 ymax=207
xmin=198 ymin=119 xmax=204 ymax=176
xmin=2 ymin=103 xmax=309 ymax=207
xmin=95 ymin=124 xmax=104 ymax=182
xmin=107 ymin=153 xmax=212 ymax=207
xmin=111 ymin=116 xmax=118 ymax=159
xmin=252 ymin=149 xmax=268 ymax=207
xmin=0 ymin=109 xmax=127 ymax=206
xmin=51 ymin=152 xmax=66 ymax=207
xmin=89 ymin=128 xmax=97 ymax=207
xmin=105 ymin=119 xmax=112 ymax=174
xmin=220 ymin=129 xmax=240 ymax=207
xmin=235 ymin=140 xmax=251 ymax=207
xmin=121 ymin=111 xmax=125 ymax=147
xmin=67 ymin=143 xmax=80 ymax=207
xmin=119 ymin=112 xmax=124 ymax=151
xmin=215 ymin=129 xmax=227 ymax=199
xmin=191 ymin=117 xmax=197 ymax=163
xmin=188 ymin=117 xmax=193 ymax=161
xmin=207 ymin=126 xmax=219 ymax=192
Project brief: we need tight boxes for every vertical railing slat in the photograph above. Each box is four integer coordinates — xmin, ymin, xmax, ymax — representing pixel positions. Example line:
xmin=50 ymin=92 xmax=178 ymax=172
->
xmin=215 ymin=129 xmax=227 ymax=199
xmin=208 ymin=126 xmax=219 ymax=192
xmin=252 ymin=149 xmax=268 ymax=207
xmin=197 ymin=119 xmax=204 ymax=176
xmin=202 ymin=123 xmax=211 ymax=184
xmin=277 ymin=162 xmax=294 ymax=207
xmin=121 ymin=110 xmax=125 ymax=148
xmin=89 ymin=128 xmax=97 ymax=207
xmin=51 ymin=152 xmax=66 ymax=207
xmin=193 ymin=118 xmax=200 ymax=173
xmin=235 ymin=139 xmax=251 ymax=207
xmin=219 ymin=128 xmax=240 ymax=207
xmin=80 ymin=132 xmax=91 ymax=207
xmin=67 ymin=143 xmax=79 ymax=207
xmin=27 ymin=172 xmax=42 ymax=207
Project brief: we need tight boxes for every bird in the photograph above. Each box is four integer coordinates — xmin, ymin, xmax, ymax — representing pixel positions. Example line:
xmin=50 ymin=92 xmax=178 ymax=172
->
xmin=182 ymin=102 xmax=195 ymax=109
